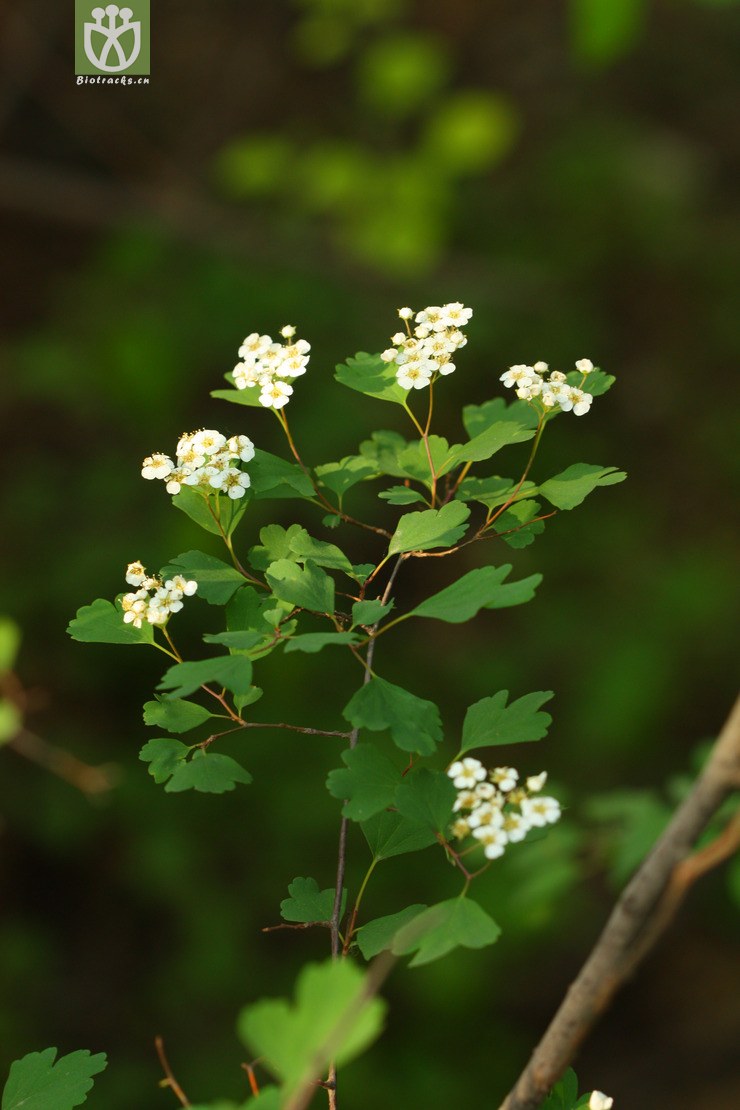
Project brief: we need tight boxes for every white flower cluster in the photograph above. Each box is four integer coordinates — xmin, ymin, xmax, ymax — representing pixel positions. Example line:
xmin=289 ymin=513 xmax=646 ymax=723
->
xmin=589 ymin=1093 xmax=614 ymax=1110
xmin=141 ymin=430 xmax=255 ymax=499
xmin=121 ymin=561 xmax=198 ymax=629
xmin=447 ymin=757 xmax=561 ymax=860
xmin=232 ymin=325 xmax=310 ymax=409
xmin=380 ymin=303 xmax=473 ymax=391
xmin=500 ymin=358 xmax=596 ymax=416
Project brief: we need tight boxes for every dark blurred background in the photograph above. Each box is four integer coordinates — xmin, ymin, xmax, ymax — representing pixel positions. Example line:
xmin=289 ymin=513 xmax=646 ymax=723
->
xmin=0 ymin=1 xmax=738 ymax=1107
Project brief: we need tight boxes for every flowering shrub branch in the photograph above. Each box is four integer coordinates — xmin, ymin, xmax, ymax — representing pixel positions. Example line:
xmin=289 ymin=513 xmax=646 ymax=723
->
xmin=59 ymin=302 xmax=632 ymax=1108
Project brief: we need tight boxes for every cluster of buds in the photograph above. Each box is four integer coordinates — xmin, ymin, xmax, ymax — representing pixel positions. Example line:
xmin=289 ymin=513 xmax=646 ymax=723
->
xmin=380 ymin=303 xmax=473 ymax=391
xmin=447 ymin=757 xmax=561 ymax=860
xmin=500 ymin=359 xmax=596 ymax=416
xmin=121 ymin=562 xmax=198 ymax=630
xmin=141 ymin=429 xmax=255 ymax=499
xmin=232 ymin=326 xmax=310 ymax=409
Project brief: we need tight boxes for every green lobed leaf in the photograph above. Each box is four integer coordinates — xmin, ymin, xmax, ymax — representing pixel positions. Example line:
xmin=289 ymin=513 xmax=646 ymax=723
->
xmin=355 ymin=905 xmax=428 ymax=960
xmin=165 ymin=749 xmax=252 ymax=794
xmin=539 ymin=1066 xmax=580 ymax=1109
xmin=266 ymin=559 xmax=335 ymax=614
xmin=343 ymin=677 xmax=442 ymax=756
xmin=537 ymin=463 xmax=626 ymax=510
xmin=351 ymin=599 xmax=394 ymax=628
xmin=250 ymin=525 xmax=354 ymax=576
xmin=67 ymin=598 xmax=154 ymax=646
xmin=2 ymin=1047 xmax=108 ymax=1110
xmin=392 ymin=897 xmax=501 ymax=967
xmin=394 ymin=769 xmax=456 ymax=835
xmin=315 ymin=455 xmax=377 ymax=497
xmin=397 ymin=436 xmax=453 ymax=485
xmin=249 ymin=449 xmax=315 ymax=501
xmin=495 ymin=500 xmax=546 ymax=548
xmin=139 ymin=737 xmax=189 ymax=784
xmin=238 ymin=959 xmax=386 ymax=1095
xmin=326 ymin=744 xmax=401 ymax=821
xmin=442 ymin=420 xmax=535 ymax=470
xmin=410 ymin=565 xmax=542 ymax=623
xmin=157 ymin=655 xmax=253 ymax=699
xmin=565 ymin=367 xmax=615 ymax=396
xmin=226 ymin=586 xmax=276 ymax=635
xmin=249 ymin=523 xmax=305 ymax=570
xmin=171 ymin=487 xmax=249 ymax=538
xmin=234 ymin=686 xmax=263 ymax=713
xmin=460 ymin=690 xmax=554 ymax=754
xmin=378 ymin=485 xmax=429 ymax=506
xmin=388 ymin=502 xmax=470 ymax=556
xmin=335 ymin=351 xmax=408 ymax=404
xmin=280 ymin=877 xmax=346 ymax=923
xmin=361 ymin=810 xmax=437 ymax=860
xmin=284 ymin=632 xmax=360 ymax=654
xmin=288 ymin=531 xmax=354 ymax=575
xmin=161 ymin=550 xmax=244 ymax=606
xmin=143 ymin=698 xmax=218 ymax=733
xmin=462 ymin=396 xmax=538 ymax=437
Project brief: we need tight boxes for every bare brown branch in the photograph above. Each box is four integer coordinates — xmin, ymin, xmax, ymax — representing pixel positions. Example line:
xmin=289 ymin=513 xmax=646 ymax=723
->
xmin=498 ymin=693 xmax=740 ymax=1110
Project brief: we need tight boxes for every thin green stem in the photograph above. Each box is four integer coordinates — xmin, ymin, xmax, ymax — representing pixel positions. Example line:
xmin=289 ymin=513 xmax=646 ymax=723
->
xmin=486 ymin=414 xmax=546 ymax=527
xmin=342 ymin=858 xmax=378 ymax=955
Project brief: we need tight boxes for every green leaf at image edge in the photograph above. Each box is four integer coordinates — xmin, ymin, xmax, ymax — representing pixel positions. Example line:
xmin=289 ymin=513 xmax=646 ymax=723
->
xmin=2 ymin=1047 xmax=108 ymax=1110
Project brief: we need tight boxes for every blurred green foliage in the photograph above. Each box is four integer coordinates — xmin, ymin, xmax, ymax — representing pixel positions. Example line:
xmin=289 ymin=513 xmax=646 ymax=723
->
xmin=1 ymin=0 xmax=739 ymax=1107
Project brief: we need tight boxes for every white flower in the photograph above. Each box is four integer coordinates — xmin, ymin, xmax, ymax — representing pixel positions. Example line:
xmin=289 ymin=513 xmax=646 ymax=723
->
xmin=141 ymin=453 xmax=174 ymax=480
xmin=397 ymin=307 xmax=414 ymax=320
xmin=415 ymin=305 xmax=444 ymax=329
xmin=125 ymin=560 xmax=147 ymax=587
xmin=520 ymin=795 xmax=561 ymax=827
xmin=165 ymin=467 xmax=189 ymax=495
xmin=440 ymin=302 xmax=473 ymax=328
xmin=533 ymin=360 xmax=549 ymax=373
xmin=548 ymin=370 xmax=567 ymax=383
xmin=474 ymin=781 xmax=497 ymax=801
xmin=526 ymin=771 xmax=548 ymax=793
xmin=391 ymin=332 xmax=406 ymax=344
xmin=227 ymin=434 xmax=255 ymax=463
xmin=500 ymin=364 xmax=534 ymax=389
xmin=166 ymin=575 xmax=198 ymax=597
xmin=468 ymin=802 xmax=505 ymax=830
xmin=490 ymin=766 xmax=518 ymax=792
xmin=451 ymin=817 xmax=471 ymax=840
xmin=259 ymin=379 xmax=293 ymax=409
xmin=220 ymin=469 xmax=251 ymax=499
xmin=238 ymin=332 xmax=272 ymax=359
xmin=192 ymin=429 xmax=226 ymax=456
xmin=453 ymin=789 xmax=480 ymax=812
xmin=473 ymin=826 xmax=509 ymax=859
xmin=503 ymin=812 xmax=530 ymax=842
xmin=573 ymin=391 xmax=593 ymax=416
xmin=588 ymin=1093 xmax=614 ymax=1110
xmin=280 ymin=324 xmax=296 ymax=339
xmin=233 ymin=362 xmax=263 ymax=389
xmin=396 ymin=362 xmax=434 ymax=391
xmin=541 ymin=390 xmax=559 ymax=408
xmin=576 ymin=358 xmax=594 ymax=375
xmin=381 ymin=348 xmax=398 ymax=363
xmin=448 ymin=758 xmax=486 ymax=790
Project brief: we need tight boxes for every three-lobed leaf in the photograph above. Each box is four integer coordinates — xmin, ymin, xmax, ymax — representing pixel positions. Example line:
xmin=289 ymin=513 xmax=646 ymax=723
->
xmin=326 ymin=744 xmax=401 ymax=821
xmin=266 ymin=559 xmax=335 ymax=614
xmin=280 ymin=877 xmax=346 ymax=923
xmin=392 ymin=897 xmax=501 ymax=967
xmin=388 ymin=502 xmax=470 ymax=556
xmin=335 ymin=352 xmax=408 ymax=405
xmin=2 ymin=1048 xmax=107 ymax=1110
xmin=67 ymin=598 xmax=153 ymax=646
xmin=460 ymin=690 xmax=554 ymax=754
xmin=394 ymin=769 xmax=456 ymax=835
xmin=343 ymin=678 xmax=442 ymax=756
xmin=538 ymin=463 xmax=626 ymax=510
xmin=143 ymin=698 xmax=219 ymax=733
xmin=361 ymin=811 xmax=437 ymax=860
xmin=238 ymin=959 xmax=385 ymax=1096
xmin=351 ymin=599 xmax=394 ymax=628
xmin=410 ymin=565 xmax=542 ymax=623
xmin=165 ymin=750 xmax=252 ymax=794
